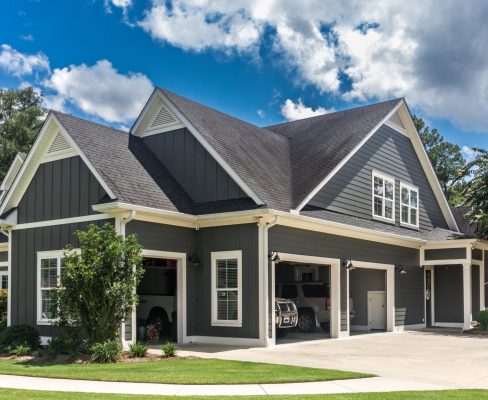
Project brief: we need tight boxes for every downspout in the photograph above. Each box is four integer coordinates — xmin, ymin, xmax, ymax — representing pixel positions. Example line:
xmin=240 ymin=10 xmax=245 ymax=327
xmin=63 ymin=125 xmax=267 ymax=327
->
xmin=262 ymin=215 xmax=279 ymax=346
xmin=0 ymin=227 xmax=11 ymax=326
xmin=117 ymin=211 xmax=136 ymax=350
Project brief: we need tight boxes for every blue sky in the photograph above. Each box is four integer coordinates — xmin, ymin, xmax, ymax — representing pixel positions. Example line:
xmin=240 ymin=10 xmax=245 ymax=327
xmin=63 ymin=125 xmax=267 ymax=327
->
xmin=1 ymin=0 xmax=487 ymax=158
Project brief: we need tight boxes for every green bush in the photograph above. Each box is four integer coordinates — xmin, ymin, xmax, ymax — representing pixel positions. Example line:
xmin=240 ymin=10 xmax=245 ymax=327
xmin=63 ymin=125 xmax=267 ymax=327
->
xmin=129 ymin=342 xmax=148 ymax=358
xmin=475 ymin=310 xmax=488 ymax=330
xmin=162 ymin=341 xmax=176 ymax=358
xmin=10 ymin=343 xmax=31 ymax=356
xmin=0 ymin=325 xmax=39 ymax=351
xmin=90 ymin=341 xmax=121 ymax=363
xmin=41 ymin=333 xmax=88 ymax=359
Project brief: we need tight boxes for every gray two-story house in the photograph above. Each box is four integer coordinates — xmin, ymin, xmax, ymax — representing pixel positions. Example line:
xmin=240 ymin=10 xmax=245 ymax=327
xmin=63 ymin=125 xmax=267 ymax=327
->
xmin=0 ymin=87 xmax=486 ymax=347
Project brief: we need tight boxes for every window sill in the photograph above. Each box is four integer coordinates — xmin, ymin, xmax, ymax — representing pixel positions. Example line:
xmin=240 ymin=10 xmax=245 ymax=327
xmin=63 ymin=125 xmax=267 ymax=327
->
xmin=211 ymin=321 xmax=242 ymax=328
xmin=372 ymin=215 xmax=395 ymax=225
xmin=37 ymin=320 xmax=53 ymax=326
xmin=400 ymin=222 xmax=419 ymax=230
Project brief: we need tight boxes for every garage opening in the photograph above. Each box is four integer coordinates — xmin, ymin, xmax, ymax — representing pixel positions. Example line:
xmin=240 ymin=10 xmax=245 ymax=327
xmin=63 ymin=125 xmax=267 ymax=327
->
xmin=274 ymin=262 xmax=332 ymax=343
xmin=137 ymin=257 xmax=178 ymax=344
xmin=349 ymin=268 xmax=387 ymax=333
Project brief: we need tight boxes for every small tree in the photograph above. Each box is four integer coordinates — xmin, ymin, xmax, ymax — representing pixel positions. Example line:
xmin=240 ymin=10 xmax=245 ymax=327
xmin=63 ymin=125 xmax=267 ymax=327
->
xmin=54 ymin=223 xmax=143 ymax=345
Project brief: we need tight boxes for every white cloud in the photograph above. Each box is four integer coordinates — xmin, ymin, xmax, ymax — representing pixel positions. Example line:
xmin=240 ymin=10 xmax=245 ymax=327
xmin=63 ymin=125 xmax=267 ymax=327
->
xmin=44 ymin=60 xmax=154 ymax=123
xmin=134 ymin=1 xmax=488 ymax=133
xmin=104 ymin=0 xmax=132 ymax=13
xmin=256 ymin=109 xmax=265 ymax=118
xmin=462 ymin=146 xmax=477 ymax=163
xmin=281 ymin=98 xmax=331 ymax=121
xmin=0 ymin=44 xmax=49 ymax=77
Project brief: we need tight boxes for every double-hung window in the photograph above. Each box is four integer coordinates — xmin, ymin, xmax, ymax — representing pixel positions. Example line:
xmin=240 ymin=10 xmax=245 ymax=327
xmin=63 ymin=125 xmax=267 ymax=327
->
xmin=211 ymin=250 xmax=242 ymax=327
xmin=0 ymin=271 xmax=7 ymax=291
xmin=37 ymin=250 xmax=64 ymax=324
xmin=400 ymin=183 xmax=419 ymax=228
xmin=372 ymin=171 xmax=395 ymax=222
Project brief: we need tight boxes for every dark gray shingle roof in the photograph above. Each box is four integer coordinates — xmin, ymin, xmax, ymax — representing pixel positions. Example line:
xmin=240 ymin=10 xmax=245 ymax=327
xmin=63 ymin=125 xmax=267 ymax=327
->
xmin=451 ymin=205 xmax=476 ymax=238
xmin=266 ymin=99 xmax=402 ymax=208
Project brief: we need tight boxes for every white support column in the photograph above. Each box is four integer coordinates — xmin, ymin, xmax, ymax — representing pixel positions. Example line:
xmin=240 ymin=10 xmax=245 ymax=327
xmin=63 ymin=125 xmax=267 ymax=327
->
xmin=481 ymin=252 xmax=485 ymax=311
xmin=463 ymin=263 xmax=472 ymax=330
xmin=386 ymin=267 xmax=395 ymax=332
xmin=330 ymin=261 xmax=341 ymax=338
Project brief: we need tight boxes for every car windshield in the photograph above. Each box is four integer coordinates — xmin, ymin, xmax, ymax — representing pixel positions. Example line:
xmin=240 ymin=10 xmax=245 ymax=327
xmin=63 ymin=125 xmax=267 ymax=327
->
xmin=302 ymin=283 xmax=329 ymax=298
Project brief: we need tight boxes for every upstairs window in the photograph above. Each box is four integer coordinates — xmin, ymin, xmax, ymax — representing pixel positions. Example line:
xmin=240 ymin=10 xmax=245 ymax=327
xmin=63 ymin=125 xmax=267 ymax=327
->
xmin=372 ymin=171 xmax=395 ymax=222
xmin=400 ymin=183 xmax=419 ymax=227
xmin=211 ymin=250 xmax=242 ymax=327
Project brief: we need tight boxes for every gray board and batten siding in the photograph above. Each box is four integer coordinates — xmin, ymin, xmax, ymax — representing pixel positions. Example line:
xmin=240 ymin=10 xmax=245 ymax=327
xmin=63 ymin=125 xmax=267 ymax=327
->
xmin=17 ymin=156 xmax=107 ymax=224
xmin=308 ymin=124 xmax=449 ymax=232
xmin=349 ymin=268 xmax=385 ymax=327
xmin=434 ymin=265 xmax=463 ymax=323
xmin=0 ymin=252 xmax=7 ymax=262
xmin=11 ymin=219 xmax=113 ymax=337
xmin=424 ymin=248 xmax=467 ymax=261
xmin=143 ymin=129 xmax=247 ymax=203
xmin=126 ymin=220 xmax=260 ymax=339
xmin=268 ymin=225 xmax=424 ymax=330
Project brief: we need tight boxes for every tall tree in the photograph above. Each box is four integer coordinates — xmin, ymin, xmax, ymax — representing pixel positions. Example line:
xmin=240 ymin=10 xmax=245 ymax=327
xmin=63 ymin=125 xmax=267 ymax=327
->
xmin=0 ymin=87 xmax=44 ymax=181
xmin=463 ymin=148 xmax=488 ymax=239
xmin=413 ymin=116 xmax=467 ymax=205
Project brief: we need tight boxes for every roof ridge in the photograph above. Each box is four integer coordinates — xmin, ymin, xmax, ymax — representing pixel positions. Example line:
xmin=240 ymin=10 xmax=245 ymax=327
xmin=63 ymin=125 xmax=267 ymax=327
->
xmin=52 ymin=110 xmax=128 ymax=136
xmin=157 ymin=87 xmax=288 ymax=141
xmin=265 ymin=98 xmax=403 ymax=130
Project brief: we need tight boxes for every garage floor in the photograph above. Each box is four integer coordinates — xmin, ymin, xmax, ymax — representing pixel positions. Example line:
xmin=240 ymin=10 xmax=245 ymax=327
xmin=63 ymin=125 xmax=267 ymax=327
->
xmin=177 ymin=330 xmax=488 ymax=389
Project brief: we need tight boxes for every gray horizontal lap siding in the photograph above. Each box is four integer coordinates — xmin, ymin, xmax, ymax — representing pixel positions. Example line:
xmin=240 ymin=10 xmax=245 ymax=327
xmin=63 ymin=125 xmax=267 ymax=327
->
xmin=11 ymin=219 xmax=113 ymax=337
xmin=126 ymin=221 xmax=260 ymax=339
xmin=350 ymin=269 xmax=385 ymax=326
xmin=309 ymin=124 xmax=449 ymax=232
xmin=425 ymin=248 xmax=466 ymax=261
xmin=268 ymin=225 xmax=422 ymax=328
xmin=434 ymin=265 xmax=463 ymax=323
xmin=472 ymin=248 xmax=483 ymax=261
xmin=17 ymin=156 xmax=107 ymax=224
xmin=0 ymin=252 xmax=7 ymax=262
xmin=143 ymin=129 xmax=247 ymax=203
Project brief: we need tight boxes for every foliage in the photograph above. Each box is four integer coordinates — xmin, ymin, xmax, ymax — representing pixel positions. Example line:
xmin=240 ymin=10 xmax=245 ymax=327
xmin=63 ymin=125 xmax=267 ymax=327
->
xmin=9 ymin=343 xmax=31 ymax=356
xmin=474 ymin=310 xmax=488 ymax=331
xmin=39 ymin=331 xmax=88 ymax=359
xmin=0 ymin=325 xmax=39 ymax=351
xmin=90 ymin=341 xmax=121 ymax=364
xmin=52 ymin=223 xmax=143 ymax=345
xmin=0 ymin=87 xmax=44 ymax=181
xmin=0 ymin=290 xmax=7 ymax=331
xmin=161 ymin=341 xmax=176 ymax=358
xmin=413 ymin=115 xmax=468 ymax=205
xmin=128 ymin=342 xmax=148 ymax=358
xmin=463 ymin=148 xmax=488 ymax=239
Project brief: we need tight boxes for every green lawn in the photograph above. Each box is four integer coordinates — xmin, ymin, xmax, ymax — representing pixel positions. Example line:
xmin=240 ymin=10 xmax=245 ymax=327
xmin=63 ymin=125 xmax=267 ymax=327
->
xmin=0 ymin=358 xmax=369 ymax=384
xmin=0 ymin=389 xmax=486 ymax=400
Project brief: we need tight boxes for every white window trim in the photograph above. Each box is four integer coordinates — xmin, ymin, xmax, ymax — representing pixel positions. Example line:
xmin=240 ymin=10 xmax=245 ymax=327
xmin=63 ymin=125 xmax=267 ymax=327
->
xmin=400 ymin=182 xmax=419 ymax=229
xmin=371 ymin=170 xmax=395 ymax=224
xmin=0 ymin=270 xmax=7 ymax=291
xmin=211 ymin=250 xmax=242 ymax=327
xmin=37 ymin=250 xmax=64 ymax=325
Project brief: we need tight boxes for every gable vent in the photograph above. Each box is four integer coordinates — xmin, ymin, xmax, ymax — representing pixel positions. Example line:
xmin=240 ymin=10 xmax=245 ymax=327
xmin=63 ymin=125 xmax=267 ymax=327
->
xmin=150 ymin=105 xmax=178 ymax=128
xmin=48 ymin=132 xmax=71 ymax=153
xmin=388 ymin=111 xmax=405 ymax=129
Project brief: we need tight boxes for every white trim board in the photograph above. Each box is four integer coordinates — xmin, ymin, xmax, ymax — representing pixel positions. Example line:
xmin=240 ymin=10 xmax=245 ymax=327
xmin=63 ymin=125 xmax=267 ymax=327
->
xmin=0 ymin=262 xmax=7 ymax=268
xmin=11 ymin=213 xmax=113 ymax=230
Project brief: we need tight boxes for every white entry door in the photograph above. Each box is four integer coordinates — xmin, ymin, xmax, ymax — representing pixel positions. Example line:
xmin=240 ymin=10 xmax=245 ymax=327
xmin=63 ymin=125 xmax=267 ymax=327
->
xmin=368 ymin=291 xmax=386 ymax=330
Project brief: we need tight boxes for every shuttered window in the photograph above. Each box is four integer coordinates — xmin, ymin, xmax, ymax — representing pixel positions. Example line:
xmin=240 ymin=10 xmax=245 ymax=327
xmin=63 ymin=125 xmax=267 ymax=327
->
xmin=211 ymin=251 xmax=242 ymax=327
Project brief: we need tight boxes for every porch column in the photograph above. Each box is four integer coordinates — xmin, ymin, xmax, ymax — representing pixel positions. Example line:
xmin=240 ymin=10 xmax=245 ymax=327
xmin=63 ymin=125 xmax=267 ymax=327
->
xmin=463 ymin=263 xmax=472 ymax=330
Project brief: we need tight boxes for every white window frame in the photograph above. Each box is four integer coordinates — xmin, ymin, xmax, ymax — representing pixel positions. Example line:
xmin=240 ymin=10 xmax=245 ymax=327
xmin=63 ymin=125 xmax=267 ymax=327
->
xmin=211 ymin=250 xmax=242 ymax=327
xmin=371 ymin=170 xmax=395 ymax=223
xmin=0 ymin=271 xmax=7 ymax=291
xmin=400 ymin=182 xmax=419 ymax=228
xmin=37 ymin=250 xmax=64 ymax=325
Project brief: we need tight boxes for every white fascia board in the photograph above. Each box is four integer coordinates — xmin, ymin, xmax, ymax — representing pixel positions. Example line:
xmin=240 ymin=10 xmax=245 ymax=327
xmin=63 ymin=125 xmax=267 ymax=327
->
xmin=51 ymin=114 xmax=116 ymax=200
xmin=0 ymin=243 xmax=7 ymax=251
xmin=399 ymin=101 xmax=459 ymax=232
xmin=130 ymin=88 xmax=159 ymax=135
xmin=0 ymin=153 xmax=25 ymax=191
xmin=154 ymin=89 xmax=264 ymax=206
xmin=294 ymin=100 xmax=403 ymax=212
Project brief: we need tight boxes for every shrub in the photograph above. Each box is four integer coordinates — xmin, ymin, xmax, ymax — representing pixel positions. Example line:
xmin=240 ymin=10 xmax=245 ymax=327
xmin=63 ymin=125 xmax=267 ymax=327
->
xmin=0 ymin=325 xmax=39 ymax=351
xmin=90 ymin=341 xmax=121 ymax=363
xmin=129 ymin=342 xmax=148 ymax=358
xmin=162 ymin=341 xmax=176 ymax=358
xmin=10 ymin=343 xmax=31 ymax=356
xmin=0 ymin=291 xmax=7 ymax=330
xmin=41 ymin=332 xmax=88 ymax=359
xmin=53 ymin=223 xmax=143 ymax=345
xmin=475 ymin=310 xmax=488 ymax=331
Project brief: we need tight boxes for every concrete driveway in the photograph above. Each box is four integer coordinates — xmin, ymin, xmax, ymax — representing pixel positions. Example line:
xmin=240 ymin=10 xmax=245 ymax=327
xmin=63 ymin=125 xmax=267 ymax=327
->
xmin=177 ymin=330 xmax=488 ymax=389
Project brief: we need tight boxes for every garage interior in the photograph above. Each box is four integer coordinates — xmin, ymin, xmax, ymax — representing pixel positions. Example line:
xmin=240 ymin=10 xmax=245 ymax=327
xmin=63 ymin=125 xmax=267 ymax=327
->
xmin=275 ymin=261 xmax=332 ymax=343
xmin=349 ymin=268 xmax=387 ymax=332
xmin=136 ymin=257 xmax=178 ymax=343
